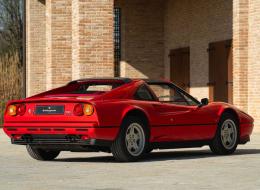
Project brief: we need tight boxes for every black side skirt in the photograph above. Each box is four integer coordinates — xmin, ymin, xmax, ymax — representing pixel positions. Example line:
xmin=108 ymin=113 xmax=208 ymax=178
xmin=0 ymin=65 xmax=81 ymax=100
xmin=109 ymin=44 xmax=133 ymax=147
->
xmin=151 ymin=140 xmax=211 ymax=150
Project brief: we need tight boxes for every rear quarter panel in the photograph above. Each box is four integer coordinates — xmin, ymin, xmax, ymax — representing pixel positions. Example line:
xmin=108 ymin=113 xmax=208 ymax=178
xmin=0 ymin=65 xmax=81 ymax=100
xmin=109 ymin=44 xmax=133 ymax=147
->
xmin=93 ymin=99 xmax=152 ymax=127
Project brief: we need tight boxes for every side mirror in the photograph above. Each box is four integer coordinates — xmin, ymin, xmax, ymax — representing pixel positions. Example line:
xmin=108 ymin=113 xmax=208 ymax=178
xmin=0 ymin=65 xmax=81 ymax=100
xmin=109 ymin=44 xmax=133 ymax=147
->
xmin=200 ymin=98 xmax=209 ymax=107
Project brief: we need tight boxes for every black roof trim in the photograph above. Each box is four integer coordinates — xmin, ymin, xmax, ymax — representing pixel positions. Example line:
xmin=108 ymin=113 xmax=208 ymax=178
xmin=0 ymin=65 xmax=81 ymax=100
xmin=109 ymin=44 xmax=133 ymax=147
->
xmin=134 ymin=78 xmax=168 ymax=84
xmin=67 ymin=77 xmax=132 ymax=85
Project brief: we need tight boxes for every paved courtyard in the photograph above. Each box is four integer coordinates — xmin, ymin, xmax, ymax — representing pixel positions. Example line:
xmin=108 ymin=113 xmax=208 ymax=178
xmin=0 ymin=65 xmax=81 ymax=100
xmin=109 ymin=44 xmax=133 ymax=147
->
xmin=0 ymin=130 xmax=260 ymax=190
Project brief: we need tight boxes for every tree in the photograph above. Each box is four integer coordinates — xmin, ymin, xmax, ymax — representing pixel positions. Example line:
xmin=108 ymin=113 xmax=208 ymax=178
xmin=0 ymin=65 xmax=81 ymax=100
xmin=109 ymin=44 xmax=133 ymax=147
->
xmin=0 ymin=0 xmax=23 ymax=66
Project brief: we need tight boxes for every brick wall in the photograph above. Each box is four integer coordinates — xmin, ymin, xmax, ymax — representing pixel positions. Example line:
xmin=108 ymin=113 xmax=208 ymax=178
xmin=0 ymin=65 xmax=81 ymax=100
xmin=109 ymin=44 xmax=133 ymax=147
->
xmin=248 ymin=0 xmax=260 ymax=130
xmin=115 ymin=0 xmax=165 ymax=79
xmin=26 ymin=0 xmax=46 ymax=96
xmin=232 ymin=0 xmax=260 ymax=132
xmin=233 ymin=0 xmax=249 ymax=112
xmin=76 ymin=0 xmax=114 ymax=79
xmin=46 ymin=0 xmax=72 ymax=90
xmin=72 ymin=0 xmax=79 ymax=80
xmin=164 ymin=0 xmax=233 ymax=100
xmin=72 ymin=0 xmax=114 ymax=80
xmin=27 ymin=0 xmax=114 ymax=96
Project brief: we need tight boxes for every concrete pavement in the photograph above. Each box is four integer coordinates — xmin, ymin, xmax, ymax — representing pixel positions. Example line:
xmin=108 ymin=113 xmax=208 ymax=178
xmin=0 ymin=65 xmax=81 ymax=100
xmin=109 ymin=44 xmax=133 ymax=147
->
xmin=0 ymin=130 xmax=260 ymax=190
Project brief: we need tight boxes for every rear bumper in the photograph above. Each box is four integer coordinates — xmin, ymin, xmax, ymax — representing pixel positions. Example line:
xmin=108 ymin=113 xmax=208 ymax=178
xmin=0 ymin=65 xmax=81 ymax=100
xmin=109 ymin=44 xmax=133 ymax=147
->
xmin=11 ymin=134 xmax=112 ymax=147
xmin=3 ymin=123 xmax=120 ymax=144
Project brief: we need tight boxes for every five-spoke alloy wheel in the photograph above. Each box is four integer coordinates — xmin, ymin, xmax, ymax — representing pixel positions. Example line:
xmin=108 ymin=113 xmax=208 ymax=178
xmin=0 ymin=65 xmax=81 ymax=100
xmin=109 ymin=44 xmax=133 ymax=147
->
xmin=125 ymin=123 xmax=146 ymax=157
xmin=220 ymin=119 xmax=238 ymax=150
xmin=210 ymin=112 xmax=239 ymax=155
xmin=111 ymin=116 xmax=149 ymax=162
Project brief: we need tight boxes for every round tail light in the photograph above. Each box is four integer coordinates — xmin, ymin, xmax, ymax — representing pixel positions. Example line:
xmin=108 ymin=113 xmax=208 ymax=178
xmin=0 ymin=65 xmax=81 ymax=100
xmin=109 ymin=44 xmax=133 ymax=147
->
xmin=17 ymin=104 xmax=26 ymax=116
xmin=73 ymin=104 xmax=84 ymax=116
xmin=83 ymin=104 xmax=94 ymax=116
xmin=6 ymin=105 xmax=17 ymax=116
xmin=73 ymin=103 xmax=94 ymax=116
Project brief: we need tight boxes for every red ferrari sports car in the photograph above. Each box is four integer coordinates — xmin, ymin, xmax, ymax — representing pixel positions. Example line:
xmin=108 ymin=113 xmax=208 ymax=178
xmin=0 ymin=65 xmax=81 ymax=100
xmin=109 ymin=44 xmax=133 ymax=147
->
xmin=3 ymin=78 xmax=254 ymax=162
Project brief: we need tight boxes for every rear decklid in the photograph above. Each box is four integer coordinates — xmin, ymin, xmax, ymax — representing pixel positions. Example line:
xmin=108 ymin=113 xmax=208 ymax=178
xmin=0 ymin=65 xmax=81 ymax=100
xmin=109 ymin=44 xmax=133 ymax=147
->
xmin=3 ymin=97 xmax=99 ymax=135
xmin=3 ymin=78 xmax=136 ymax=135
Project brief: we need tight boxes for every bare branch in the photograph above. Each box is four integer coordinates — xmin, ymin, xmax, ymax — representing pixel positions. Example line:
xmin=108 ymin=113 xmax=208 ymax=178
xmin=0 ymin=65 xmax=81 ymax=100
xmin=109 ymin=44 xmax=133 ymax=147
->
xmin=0 ymin=0 xmax=23 ymax=65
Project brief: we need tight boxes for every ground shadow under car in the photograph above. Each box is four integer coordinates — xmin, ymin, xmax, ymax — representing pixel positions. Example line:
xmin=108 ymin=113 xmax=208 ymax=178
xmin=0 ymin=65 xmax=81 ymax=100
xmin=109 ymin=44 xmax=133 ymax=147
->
xmin=54 ymin=148 xmax=260 ymax=163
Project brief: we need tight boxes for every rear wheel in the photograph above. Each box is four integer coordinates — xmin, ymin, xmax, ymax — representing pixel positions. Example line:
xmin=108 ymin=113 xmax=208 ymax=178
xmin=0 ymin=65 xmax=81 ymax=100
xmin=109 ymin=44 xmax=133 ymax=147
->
xmin=111 ymin=116 xmax=149 ymax=162
xmin=210 ymin=113 xmax=239 ymax=155
xmin=26 ymin=145 xmax=60 ymax=161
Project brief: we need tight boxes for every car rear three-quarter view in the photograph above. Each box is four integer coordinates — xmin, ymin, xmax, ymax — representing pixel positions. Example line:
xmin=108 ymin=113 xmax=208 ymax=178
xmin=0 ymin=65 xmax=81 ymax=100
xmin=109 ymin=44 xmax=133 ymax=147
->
xmin=3 ymin=78 xmax=254 ymax=162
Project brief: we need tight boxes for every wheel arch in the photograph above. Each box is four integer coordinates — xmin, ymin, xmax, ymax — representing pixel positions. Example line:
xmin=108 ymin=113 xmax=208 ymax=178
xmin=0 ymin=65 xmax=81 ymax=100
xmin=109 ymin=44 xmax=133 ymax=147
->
xmin=120 ymin=107 xmax=150 ymax=129
xmin=220 ymin=108 xmax=240 ymax=125
xmin=111 ymin=107 xmax=151 ymax=162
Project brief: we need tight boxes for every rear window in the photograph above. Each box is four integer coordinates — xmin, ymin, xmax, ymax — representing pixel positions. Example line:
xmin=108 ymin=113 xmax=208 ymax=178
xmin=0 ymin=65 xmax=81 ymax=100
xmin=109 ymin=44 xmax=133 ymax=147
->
xmin=71 ymin=83 xmax=123 ymax=94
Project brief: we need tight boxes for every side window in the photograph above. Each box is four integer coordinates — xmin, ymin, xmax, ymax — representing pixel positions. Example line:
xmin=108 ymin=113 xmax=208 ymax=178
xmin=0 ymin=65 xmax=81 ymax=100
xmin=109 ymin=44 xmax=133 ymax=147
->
xmin=134 ymin=85 xmax=155 ymax=101
xmin=180 ymin=92 xmax=199 ymax=106
xmin=149 ymin=84 xmax=188 ymax=106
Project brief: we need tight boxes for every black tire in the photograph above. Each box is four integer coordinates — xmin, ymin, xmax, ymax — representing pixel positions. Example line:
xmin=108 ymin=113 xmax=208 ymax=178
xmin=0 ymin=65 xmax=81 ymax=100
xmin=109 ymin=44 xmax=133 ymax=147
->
xmin=26 ymin=145 xmax=60 ymax=161
xmin=210 ymin=112 xmax=239 ymax=155
xmin=111 ymin=116 xmax=150 ymax=162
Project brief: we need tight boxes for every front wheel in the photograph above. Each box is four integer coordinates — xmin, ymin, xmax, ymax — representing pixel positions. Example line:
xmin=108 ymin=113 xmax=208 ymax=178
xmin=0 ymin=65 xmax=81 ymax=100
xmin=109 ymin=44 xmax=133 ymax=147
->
xmin=210 ymin=113 xmax=239 ymax=155
xmin=26 ymin=145 xmax=60 ymax=161
xmin=111 ymin=116 xmax=149 ymax=162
